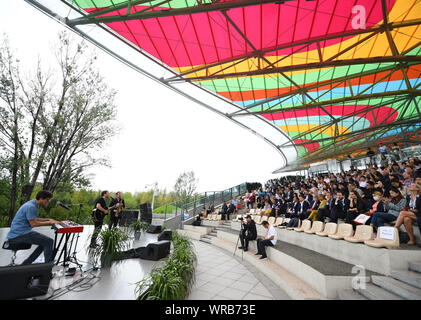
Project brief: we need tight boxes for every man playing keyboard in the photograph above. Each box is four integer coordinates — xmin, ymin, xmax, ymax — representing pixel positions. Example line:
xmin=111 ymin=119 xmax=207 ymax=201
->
xmin=6 ymin=190 xmax=60 ymax=265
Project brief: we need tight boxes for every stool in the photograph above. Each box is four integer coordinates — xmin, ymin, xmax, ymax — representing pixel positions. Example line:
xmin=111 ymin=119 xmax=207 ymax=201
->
xmin=2 ymin=241 xmax=32 ymax=266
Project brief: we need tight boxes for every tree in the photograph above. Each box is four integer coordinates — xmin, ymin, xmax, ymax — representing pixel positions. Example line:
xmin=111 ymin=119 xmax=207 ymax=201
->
xmin=173 ymin=171 xmax=199 ymax=206
xmin=0 ymin=31 xmax=118 ymax=225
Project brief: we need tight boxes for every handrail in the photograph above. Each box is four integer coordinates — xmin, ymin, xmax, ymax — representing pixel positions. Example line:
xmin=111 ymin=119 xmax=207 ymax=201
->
xmin=159 ymin=182 xmax=248 ymax=221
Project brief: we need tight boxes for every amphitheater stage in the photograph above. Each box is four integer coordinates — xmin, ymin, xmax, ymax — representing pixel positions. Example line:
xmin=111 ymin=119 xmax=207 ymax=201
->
xmin=0 ymin=225 xmax=162 ymax=300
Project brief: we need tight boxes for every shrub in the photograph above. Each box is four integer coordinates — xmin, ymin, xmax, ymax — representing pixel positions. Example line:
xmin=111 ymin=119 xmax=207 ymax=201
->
xmin=136 ymin=231 xmax=196 ymax=300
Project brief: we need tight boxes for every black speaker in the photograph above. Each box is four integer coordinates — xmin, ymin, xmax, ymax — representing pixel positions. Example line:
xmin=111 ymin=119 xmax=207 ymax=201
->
xmin=140 ymin=203 xmax=152 ymax=224
xmin=0 ymin=262 xmax=54 ymax=300
xmin=147 ymin=224 xmax=162 ymax=234
xmin=115 ymin=247 xmax=144 ymax=260
xmin=158 ymin=230 xmax=172 ymax=241
xmin=118 ymin=210 xmax=139 ymax=227
xmin=139 ymin=241 xmax=170 ymax=261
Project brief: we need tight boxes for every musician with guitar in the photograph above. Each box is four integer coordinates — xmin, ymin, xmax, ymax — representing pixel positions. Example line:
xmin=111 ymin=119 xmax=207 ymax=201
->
xmin=89 ymin=190 xmax=110 ymax=248
xmin=108 ymin=191 xmax=125 ymax=229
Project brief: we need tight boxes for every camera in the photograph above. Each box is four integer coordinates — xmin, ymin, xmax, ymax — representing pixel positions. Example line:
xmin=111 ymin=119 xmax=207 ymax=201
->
xmin=238 ymin=217 xmax=244 ymax=221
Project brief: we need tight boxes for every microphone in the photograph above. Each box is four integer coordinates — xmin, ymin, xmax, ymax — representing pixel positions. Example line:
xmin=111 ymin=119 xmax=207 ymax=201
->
xmin=57 ymin=201 xmax=70 ymax=210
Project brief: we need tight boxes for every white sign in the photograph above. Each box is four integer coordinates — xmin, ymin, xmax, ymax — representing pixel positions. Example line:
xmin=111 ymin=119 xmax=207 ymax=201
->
xmin=379 ymin=227 xmax=395 ymax=241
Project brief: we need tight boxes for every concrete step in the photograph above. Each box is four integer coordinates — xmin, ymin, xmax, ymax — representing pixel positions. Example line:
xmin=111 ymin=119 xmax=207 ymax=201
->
xmin=202 ymin=235 xmax=213 ymax=240
xmin=391 ymin=270 xmax=421 ymax=290
xmin=356 ymin=283 xmax=403 ymax=300
xmin=409 ymin=261 xmax=421 ymax=274
xmin=199 ymin=238 xmax=212 ymax=244
xmin=338 ymin=289 xmax=367 ymax=300
xmin=372 ymin=276 xmax=421 ymax=300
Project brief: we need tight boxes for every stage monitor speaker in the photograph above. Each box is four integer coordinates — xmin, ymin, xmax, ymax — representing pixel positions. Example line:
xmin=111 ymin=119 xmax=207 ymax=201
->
xmin=0 ymin=262 xmax=54 ymax=300
xmin=147 ymin=225 xmax=162 ymax=234
xmin=140 ymin=202 xmax=152 ymax=224
xmin=158 ymin=230 xmax=172 ymax=241
xmin=139 ymin=241 xmax=170 ymax=261
xmin=118 ymin=210 xmax=139 ymax=227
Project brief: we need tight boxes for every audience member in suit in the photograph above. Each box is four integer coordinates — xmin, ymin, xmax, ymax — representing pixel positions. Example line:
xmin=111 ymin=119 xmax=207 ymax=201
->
xmin=297 ymin=194 xmax=310 ymax=220
xmin=345 ymin=191 xmax=368 ymax=229
xmin=286 ymin=194 xmax=299 ymax=218
xmin=218 ymin=201 xmax=228 ymax=219
xmin=304 ymin=191 xmax=314 ymax=207
xmin=226 ymin=201 xmax=236 ymax=220
xmin=330 ymin=191 xmax=349 ymax=223
xmin=394 ymin=183 xmax=421 ymax=245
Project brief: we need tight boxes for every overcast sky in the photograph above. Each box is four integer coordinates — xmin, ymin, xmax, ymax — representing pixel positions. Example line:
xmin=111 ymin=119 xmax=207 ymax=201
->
xmin=1 ymin=1 xmax=290 ymax=194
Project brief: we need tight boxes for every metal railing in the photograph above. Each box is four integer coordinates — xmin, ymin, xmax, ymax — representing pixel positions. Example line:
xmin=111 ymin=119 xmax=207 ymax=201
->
xmin=160 ymin=182 xmax=248 ymax=221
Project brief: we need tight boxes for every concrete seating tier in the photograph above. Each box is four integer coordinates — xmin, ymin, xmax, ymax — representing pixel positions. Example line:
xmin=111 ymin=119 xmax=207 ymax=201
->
xmin=229 ymin=220 xmax=421 ymax=276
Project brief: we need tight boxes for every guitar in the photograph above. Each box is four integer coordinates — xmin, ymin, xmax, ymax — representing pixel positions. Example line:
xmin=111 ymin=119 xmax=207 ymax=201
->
xmin=92 ymin=203 xmax=118 ymax=222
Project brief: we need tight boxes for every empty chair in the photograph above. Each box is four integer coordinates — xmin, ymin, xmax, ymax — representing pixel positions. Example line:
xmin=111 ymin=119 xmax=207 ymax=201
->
xmin=279 ymin=218 xmax=290 ymax=229
xmin=253 ymin=216 xmax=262 ymax=224
xmin=316 ymin=222 xmax=338 ymax=237
xmin=305 ymin=221 xmax=324 ymax=234
xmin=329 ymin=223 xmax=354 ymax=240
xmin=294 ymin=219 xmax=311 ymax=232
xmin=364 ymin=227 xmax=400 ymax=249
xmin=258 ymin=216 xmax=268 ymax=225
xmin=274 ymin=217 xmax=283 ymax=226
xmin=344 ymin=225 xmax=374 ymax=243
xmin=249 ymin=209 xmax=255 ymax=214
xmin=268 ymin=217 xmax=276 ymax=225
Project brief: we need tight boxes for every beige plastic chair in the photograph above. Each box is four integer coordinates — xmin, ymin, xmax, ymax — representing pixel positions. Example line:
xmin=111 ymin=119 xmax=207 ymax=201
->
xmin=268 ymin=217 xmax=276 ymax=225
xmin=257 ymin=216 xmax=268 ymax=225
xmin=344 ymin=225 xmax=374 ymax=243
xmin=364 ymin=227 xmax=400 ymax=249
xmin=216 ymin=215 xmax=222 ymax=221
xmin=304 ymin=221 xmax=324 ymax=234
xmin=329 ymin=223 xmax=354 ymax=240
xmin=253 ymin=215 xmax=262 ymax=224
xmin=294 ymin=219 xmax=311 ymax=232
xmin=279 ymin=218 xmax=290 ymax=229
xmin=274 ymin=217 xmax=283 ymax=226
xmin=316 ymin=222 xmax=338 ymax=237
xmin=249 ymin=209 xmax=255 ymax=215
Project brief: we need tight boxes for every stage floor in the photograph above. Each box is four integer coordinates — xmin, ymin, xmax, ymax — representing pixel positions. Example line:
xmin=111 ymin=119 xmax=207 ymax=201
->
xmin=0 ymin=225 xmax=163 ymax=300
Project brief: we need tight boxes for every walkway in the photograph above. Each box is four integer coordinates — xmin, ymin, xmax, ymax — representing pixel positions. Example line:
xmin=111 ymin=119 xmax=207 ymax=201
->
xmin=188 ymin=240 xmax=290 ymax=300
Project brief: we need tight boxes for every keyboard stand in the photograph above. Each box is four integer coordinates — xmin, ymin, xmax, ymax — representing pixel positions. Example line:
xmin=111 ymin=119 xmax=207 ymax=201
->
xmin=53 ymin=232 xmax=72 ymax=267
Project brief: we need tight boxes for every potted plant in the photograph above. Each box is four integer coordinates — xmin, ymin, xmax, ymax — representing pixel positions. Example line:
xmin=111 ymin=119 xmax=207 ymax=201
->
xmin=130 ymin=220 xmax=149 ymax=240
xmin=91 ymin=227 xmax=130 ymax=268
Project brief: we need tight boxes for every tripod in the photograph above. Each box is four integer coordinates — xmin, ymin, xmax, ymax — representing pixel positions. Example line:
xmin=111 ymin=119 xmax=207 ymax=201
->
xmin=233 ymin=221 xmax=244 ymax=261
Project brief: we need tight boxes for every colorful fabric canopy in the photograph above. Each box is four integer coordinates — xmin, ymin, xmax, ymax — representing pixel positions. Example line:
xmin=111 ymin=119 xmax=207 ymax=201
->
xmin=61 ymin=0 xmax=421 ymax=165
